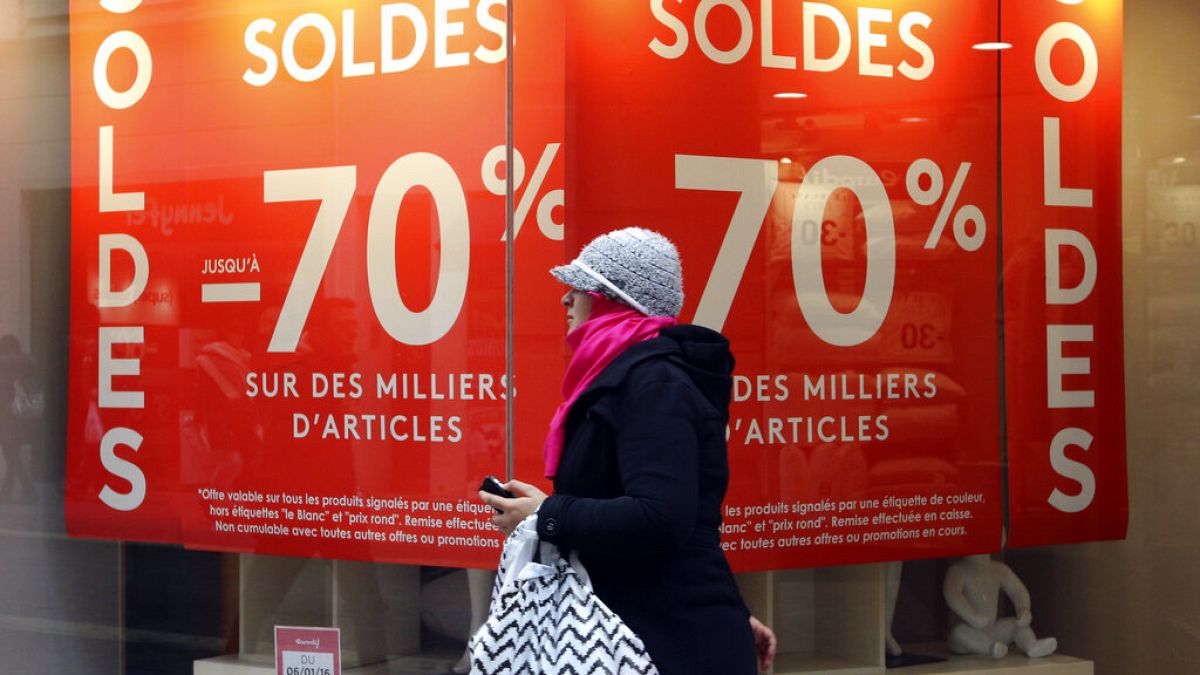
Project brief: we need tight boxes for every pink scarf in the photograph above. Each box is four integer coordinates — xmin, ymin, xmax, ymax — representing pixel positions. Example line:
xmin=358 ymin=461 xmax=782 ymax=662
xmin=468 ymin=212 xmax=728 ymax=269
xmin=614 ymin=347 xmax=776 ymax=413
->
xmin=543 ymin=295 xmax=677 ymax=478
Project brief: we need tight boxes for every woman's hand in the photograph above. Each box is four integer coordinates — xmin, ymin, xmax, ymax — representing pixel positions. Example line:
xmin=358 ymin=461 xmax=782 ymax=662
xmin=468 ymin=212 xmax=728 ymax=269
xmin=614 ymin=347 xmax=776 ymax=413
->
xmin=478 ymin=478 xmax=548 ymax=535
xmin=749 ymin=615 xmax=776 ymax=672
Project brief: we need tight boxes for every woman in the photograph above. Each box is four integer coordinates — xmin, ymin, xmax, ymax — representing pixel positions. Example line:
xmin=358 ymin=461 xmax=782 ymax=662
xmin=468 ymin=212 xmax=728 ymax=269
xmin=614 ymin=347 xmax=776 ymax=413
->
xmin=479 ymin=228 xmax=776 ymax=674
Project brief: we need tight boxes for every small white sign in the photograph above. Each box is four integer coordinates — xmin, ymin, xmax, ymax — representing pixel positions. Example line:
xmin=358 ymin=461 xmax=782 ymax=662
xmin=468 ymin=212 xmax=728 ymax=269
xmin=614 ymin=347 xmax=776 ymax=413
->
xmin=280 ymin=650 xmax=334 ymax=675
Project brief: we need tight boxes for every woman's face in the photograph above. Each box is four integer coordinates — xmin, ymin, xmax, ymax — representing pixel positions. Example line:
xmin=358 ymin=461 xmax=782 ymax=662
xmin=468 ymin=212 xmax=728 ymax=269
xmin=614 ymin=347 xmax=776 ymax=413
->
xmin=562 ymin=289 xmax=594 ymax=332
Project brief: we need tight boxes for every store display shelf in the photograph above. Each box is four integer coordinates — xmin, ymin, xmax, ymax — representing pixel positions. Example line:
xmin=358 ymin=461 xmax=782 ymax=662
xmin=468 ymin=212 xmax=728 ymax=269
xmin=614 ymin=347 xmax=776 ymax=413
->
xmin=200 ymin=556 xmax=1095 ymax=675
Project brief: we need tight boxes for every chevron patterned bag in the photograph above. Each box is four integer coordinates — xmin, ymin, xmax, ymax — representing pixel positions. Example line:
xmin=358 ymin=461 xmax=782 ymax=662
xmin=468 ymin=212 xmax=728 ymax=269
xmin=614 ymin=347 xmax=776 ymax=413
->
xmin=468 ymin=514 xmax=658 ymax=674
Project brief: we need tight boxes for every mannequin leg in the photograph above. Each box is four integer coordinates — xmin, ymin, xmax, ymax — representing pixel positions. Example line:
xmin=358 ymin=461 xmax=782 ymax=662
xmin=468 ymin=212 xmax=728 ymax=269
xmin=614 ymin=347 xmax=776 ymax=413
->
xmin=1014 ymin=626 xmax=1057 ymax=658
xmin=949 ymin=624 xmax=1007 ymax=659
xmin=466 ymin=568 xmax=495 ymax=631
xmin=884 ymin=561 xmax=903 ymax=656
xmin=452 ymin=568 xmax=497 ymax=674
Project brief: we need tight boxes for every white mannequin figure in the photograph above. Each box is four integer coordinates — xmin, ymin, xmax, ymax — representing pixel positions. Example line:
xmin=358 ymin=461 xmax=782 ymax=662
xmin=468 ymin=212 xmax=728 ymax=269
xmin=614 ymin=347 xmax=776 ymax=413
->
xmin=943 ymin=553 xmax=1057 ymax=659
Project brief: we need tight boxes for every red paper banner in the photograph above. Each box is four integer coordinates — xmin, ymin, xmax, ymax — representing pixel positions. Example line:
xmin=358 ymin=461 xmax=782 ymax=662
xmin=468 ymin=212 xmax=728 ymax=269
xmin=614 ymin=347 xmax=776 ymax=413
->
xmin=564 ymin=0 xmax=1005 ymax=570
xmin=66 ymin=0 xmax=524 ymax=567
xmin=1001 ymin=1 xmax=1128 ymax=547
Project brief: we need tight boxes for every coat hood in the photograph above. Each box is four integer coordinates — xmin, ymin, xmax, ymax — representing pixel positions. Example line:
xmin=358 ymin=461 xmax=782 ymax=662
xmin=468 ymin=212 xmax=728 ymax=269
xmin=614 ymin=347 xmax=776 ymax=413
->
xmin=581 ymin=324 xmax=735 ymax=417
xmin=659 ymin=325 xmax=734 ymax=414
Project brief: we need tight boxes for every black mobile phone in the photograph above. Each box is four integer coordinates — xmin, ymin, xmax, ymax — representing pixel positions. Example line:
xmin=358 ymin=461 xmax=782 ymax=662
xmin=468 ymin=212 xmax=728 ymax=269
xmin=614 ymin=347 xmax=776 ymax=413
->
xmin=479 ymin=475 xmax=515 ymax=513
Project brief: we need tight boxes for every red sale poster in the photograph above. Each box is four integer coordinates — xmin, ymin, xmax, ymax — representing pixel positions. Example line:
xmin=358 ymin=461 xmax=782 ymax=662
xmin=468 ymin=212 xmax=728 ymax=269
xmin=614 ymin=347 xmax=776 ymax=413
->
xmin=563 ymin=1 xmax=1005 ymax=570
xmin=66 ymin=0 xmax=523 ymax=566
xmin=1001 ymin=2 xmax=1128 ymax=547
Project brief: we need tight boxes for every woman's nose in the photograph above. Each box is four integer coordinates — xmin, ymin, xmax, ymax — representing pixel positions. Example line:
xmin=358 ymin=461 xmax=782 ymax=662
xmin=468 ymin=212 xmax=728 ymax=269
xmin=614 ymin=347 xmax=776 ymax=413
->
xmin=561 ymin=291 xmax=572 ymax=306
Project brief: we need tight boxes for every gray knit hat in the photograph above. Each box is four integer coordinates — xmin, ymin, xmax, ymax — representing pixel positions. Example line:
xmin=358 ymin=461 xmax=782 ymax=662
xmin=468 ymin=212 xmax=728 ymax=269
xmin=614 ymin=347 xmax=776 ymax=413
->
xmin=550 ymin=227 xmax=684 ymax=317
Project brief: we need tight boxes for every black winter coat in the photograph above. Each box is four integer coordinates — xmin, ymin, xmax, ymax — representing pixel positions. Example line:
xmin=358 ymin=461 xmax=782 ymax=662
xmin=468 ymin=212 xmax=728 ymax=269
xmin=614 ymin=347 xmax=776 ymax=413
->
xmin=537 ymin=324 xmax=757 ymax=675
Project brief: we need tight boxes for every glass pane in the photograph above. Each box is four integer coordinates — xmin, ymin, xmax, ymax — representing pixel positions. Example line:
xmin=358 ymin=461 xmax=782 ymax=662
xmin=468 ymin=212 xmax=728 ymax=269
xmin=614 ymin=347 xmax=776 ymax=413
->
xmin=57 ymin=0 xmax=509 ymax=671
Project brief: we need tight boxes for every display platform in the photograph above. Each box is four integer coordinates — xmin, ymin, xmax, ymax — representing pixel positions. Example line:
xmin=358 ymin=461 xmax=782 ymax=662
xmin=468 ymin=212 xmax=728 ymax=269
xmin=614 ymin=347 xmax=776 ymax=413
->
xmin=197 ymin=650 xmax=1093 ymax=675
